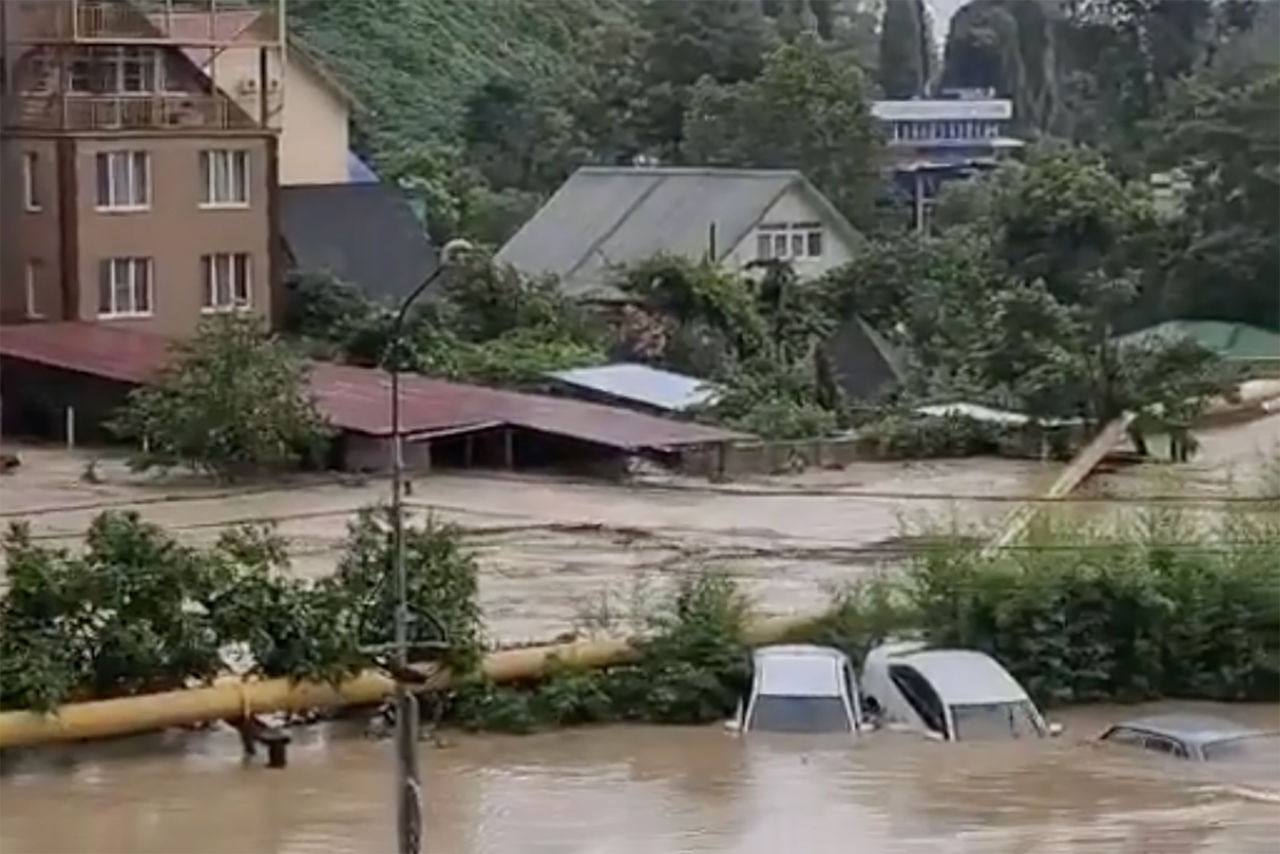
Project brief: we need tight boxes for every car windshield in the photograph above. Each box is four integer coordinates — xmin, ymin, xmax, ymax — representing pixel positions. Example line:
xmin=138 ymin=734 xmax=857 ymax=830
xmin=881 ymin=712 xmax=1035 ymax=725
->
xmin=950 ymin=701 xmax=1043 ymax=740
xmin=749 ymin=695 xmax=852 ymax=733
xmin=1202 ymin=733 xmax=1280 ymax=762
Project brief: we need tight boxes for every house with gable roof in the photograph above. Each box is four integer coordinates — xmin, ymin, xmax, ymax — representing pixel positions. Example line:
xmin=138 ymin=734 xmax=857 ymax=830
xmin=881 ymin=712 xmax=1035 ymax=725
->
xmin=496 ymin=166 xmax=864 ymax=301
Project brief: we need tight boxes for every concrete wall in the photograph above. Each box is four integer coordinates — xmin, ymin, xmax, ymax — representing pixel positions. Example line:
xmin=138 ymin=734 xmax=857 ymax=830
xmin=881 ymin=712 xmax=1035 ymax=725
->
xmin=724 ymin=184 xmax=856 ymax=279
xmin=343 ymin=434 xmax=433 ymax=473
xmin=680 ymin=437 xmax=864 ymax=479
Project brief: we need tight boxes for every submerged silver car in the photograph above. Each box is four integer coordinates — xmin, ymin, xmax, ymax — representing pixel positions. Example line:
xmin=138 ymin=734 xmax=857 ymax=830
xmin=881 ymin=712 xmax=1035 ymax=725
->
xmin=860 ymin=640 xmax=1060 ymax=741
xmin=1099 ymin=714 xmax=1280 ymax=761
xmin=733 ymin=645 xmax=865 ymax=735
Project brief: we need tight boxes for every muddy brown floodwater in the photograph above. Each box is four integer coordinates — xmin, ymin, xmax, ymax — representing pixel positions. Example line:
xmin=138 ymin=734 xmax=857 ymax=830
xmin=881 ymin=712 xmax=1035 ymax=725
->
xmin=2 ymin=702 xmax=1277 ymax=854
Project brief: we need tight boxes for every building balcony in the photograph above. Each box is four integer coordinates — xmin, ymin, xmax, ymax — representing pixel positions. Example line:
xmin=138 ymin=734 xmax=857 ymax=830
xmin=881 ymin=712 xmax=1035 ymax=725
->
xmin=6 ymin=93 xmax=264 ymax=132
xmin=6 ymin=1 xmax=282 ymax=46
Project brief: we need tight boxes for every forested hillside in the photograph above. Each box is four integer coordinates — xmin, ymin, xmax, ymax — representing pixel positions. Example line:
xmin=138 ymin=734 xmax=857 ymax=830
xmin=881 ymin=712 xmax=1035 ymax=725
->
xmin=289 ymin=0 xmax=881 ymax=241
xmin=291 ymin=0 xmax=1277 ymax=332
xmin=290 ymin=0 xmax=629 ymax=158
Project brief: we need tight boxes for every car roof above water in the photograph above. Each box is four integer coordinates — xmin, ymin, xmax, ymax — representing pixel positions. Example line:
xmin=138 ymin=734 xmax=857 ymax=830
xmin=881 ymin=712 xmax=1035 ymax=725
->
xmin=892 ymin=649 xmax=1031 ymax=705
xmin=753 ymin=645 xmax=850 ymax=698
xmin=1114 ymin=714 xmax=1264 ymax=746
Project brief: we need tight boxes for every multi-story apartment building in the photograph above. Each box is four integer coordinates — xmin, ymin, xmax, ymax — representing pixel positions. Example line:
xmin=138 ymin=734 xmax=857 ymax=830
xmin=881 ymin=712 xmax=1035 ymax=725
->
xmin=872 ymin=89 xmax=1024 ymax=233
xmin=0 ymin=0 xmax=283 ymax=337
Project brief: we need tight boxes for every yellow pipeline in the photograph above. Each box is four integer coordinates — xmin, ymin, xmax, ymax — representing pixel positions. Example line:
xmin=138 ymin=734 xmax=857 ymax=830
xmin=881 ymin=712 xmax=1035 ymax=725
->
xmin=0 ymin=617 xmax=813 ymax=749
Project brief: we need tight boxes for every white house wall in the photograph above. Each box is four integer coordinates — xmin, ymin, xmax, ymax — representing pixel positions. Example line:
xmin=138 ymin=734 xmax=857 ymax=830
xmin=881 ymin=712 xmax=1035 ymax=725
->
xmin=724 ymin=184 xmax=854 ymax=279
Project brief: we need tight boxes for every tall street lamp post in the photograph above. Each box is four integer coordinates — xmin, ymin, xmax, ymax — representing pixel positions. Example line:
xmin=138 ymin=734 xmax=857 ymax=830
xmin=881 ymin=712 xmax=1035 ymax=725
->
xmin=387 ymin=238 xmax=472 ymax=854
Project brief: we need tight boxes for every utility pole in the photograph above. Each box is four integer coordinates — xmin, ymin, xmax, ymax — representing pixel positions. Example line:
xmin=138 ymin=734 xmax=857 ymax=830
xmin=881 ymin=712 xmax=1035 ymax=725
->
xmin=387 ymin=238 xmax=471 ymax=854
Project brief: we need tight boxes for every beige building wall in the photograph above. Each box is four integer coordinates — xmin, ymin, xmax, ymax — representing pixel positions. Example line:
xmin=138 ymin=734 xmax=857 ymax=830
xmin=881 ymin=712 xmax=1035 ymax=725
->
xmin=204 ymin=44 xmax=350 ymax=186
xmin=724 ymin=184 xmax=856 ymax=278
xmin=1 ymin=136 xmax=65 ymax=323
xmin=71 ymin=134 xmax=274 ymax=337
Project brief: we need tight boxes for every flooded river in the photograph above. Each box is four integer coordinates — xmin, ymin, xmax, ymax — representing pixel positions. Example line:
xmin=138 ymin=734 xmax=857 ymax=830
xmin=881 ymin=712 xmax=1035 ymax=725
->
xmin=2 ymin=702 xmax=1277 ymax=853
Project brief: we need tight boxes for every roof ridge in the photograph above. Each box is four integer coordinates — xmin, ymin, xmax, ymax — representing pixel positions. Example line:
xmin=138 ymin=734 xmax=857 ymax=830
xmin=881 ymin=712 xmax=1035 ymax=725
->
xmin=575 ymin=165 xmax=803 ymax=178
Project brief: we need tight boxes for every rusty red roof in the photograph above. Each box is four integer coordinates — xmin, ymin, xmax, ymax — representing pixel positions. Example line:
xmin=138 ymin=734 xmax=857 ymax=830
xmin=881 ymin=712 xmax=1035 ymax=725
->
xmin=1 ymin=323 xmax=742 ymax=451
xmin=0 ymin=321 xmax=169 ymax=384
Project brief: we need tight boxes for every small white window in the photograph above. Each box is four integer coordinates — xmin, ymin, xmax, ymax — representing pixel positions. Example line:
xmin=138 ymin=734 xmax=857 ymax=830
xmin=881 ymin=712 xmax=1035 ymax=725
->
xmin=199 ymin=150 xmax=250 ymax=207
xmin=756 ymin=233 xmax=773 ymax=260
xmin=95 ymin=151 xmax=150 ymax=210
xmin=23 ymin=151 xmax=41 ymax=211
xmin=25 ymin=260 xmax=43 ymax=318
xmin=98 ymin=257 xmax=153 ymax=317
xmin=754 ymin=222 xmax=825 ymax=261
xmin=201 ymin=253 xmax=251 ymax=311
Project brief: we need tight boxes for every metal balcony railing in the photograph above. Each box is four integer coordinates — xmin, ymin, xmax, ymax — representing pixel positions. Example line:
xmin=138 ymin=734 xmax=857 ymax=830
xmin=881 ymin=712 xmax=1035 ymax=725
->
xmin=7 ymin=93 xmax=261 ymax=131
xmin=6 ymin=1 xmax=282 ymax=45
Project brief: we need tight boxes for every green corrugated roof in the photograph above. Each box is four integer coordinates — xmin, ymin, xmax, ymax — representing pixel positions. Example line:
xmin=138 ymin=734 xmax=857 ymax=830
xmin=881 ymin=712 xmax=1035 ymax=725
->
xmin=1117 ymin=320 xmax=1280 ymax=361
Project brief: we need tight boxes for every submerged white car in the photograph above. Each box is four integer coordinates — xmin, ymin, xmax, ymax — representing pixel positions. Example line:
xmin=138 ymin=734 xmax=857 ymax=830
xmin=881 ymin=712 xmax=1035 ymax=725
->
xmin=860 ymin=640 xmax=1061 ymax=741
xmin=732 ymin=644 xmax=865 ymax=734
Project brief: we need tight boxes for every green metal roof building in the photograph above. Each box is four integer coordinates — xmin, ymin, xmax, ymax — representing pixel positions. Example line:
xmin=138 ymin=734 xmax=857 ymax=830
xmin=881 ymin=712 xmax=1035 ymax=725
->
xmin=1117 ymin=320 xmax=1280 ymax=373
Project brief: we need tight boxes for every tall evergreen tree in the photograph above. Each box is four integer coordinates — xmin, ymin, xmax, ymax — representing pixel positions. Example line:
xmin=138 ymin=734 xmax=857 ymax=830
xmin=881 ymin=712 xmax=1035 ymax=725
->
xmin=878 ymin=0 xmax=930 ymax=97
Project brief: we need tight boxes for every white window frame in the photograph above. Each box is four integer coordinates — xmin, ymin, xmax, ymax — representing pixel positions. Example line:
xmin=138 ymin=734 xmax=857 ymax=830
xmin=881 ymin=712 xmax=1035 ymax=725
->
xmin=95 ymin=151 xmax=150 ymax=211
xmin=201 ymin=253 xmax=252 ymax=312
xmin=25 ymin=260 xmax=43 ymax=319
xmin=98 ymin=257 xmax=153 ymax=318
xmin=23 ymin=151 xmax=41 ymax=211
xmin=199 ymin=150 xmax=250 ymax=208
xmin=755 ymin=222 xmax=825 ymax=261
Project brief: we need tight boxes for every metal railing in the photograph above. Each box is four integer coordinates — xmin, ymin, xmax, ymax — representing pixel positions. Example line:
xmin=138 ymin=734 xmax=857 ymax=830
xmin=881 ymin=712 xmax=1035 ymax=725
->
xmin=7 ymin=93 xmax=259 ymax=131
xmin=7 ymin=1 xmax=282 ymax=44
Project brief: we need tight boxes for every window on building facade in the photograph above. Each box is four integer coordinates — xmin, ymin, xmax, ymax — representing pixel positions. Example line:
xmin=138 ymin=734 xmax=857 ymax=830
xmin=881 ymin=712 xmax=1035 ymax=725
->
xmin=756 ymin=222 xmax=825 ymax=261
xmin=25 ymin=51 xmax=52 ymax=93
xmin=23 ymin=152 xmax=40 ymax=211
xmin=96 ymin=151 xmax=150 ymax=209
xmin=98 ymin=258 xmax=153 ymax=317
xmin=66 ymin=47 xmax=172 ymax=94
xmin=25 ymin=260 xmax=43 ymax=319
xmin=199 ymin=150 xmax=250 ymax=206
xmin=201 ymin=253 xmax=252 ymax=311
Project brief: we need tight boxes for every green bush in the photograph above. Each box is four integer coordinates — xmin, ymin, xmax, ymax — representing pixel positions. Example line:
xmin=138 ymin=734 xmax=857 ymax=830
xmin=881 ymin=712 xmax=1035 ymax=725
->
xmin=108 ymin=315 xmax=333 ymax=477
xmin=856 ymin=413 xmax=1002 ymax=458
xmin=814 ymin=510 xmax=1280 ymax=707
xmin=449 ymin=571 xmax=751 ymax=732
xmin=0 ymin=508 xmax=483 ymax=711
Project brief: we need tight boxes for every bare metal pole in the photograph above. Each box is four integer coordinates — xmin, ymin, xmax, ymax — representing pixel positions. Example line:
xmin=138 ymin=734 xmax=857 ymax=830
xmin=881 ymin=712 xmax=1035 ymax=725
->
xmin=386 ymin=238 xmax=468 ymax=854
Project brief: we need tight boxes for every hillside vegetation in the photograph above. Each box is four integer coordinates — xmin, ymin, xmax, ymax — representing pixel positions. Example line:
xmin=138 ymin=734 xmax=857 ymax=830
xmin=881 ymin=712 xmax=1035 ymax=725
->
xmin=290 ymin=0 xmax=627 ymax=157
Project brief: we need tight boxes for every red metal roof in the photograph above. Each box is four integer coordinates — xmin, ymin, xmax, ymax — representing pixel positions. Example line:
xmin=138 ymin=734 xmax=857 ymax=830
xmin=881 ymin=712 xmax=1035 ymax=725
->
xmin=1 ymin=323 xmax=742 ymax=451
xmin=0 ymin=321 xmax=170 ymax=384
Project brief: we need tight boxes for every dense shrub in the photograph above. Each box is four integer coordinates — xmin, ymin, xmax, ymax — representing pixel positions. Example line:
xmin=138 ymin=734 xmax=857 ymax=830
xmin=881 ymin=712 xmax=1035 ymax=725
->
xmin=0 ymin=509 xmax=482 ymax=711
xmin=449 ymin=572 xmax=751 ymax=732
xmin=856 ymin=413 xmax=1002 ymax=458
xmin=818 ymin=510 xmax=1280 ymax=707
xmin=108 ymin=315 xmax=333 ymax=477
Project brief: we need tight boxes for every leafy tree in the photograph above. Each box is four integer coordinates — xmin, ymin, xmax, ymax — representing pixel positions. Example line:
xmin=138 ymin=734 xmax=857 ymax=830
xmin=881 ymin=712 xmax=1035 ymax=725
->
xmin=878 ymin=0 xmax=932 ymax=97
xmin=1146 ymin=68 xmax=1280 ymax=327
xmin=637 ymin=0 xmax=776 ymax=157
xmin=0 ymin=507 xmax=485 ymax=710
xmin=461 ymin=76 xmax=583 ymax=192
xmin=109 ymin=315 xmax=332 ymax=476
xmin=683 ymin=34 xmax=881 ymax=227
xmin=281 ymin=270 xmax=379 ymax=346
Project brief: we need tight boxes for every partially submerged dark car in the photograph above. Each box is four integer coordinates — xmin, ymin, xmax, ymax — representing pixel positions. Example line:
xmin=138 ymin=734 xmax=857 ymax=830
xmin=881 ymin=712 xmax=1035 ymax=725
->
xmin=1099 ymin=714 xmax=1280 ymax=761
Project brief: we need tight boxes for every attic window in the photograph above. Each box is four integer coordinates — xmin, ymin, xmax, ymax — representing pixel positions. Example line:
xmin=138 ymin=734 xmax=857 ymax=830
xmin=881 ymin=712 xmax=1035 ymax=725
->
xmin=756 ymin=222 xmax=824 ymax=261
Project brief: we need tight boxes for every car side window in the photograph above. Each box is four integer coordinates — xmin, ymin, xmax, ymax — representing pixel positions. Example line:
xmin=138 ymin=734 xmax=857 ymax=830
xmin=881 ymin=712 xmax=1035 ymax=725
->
xmin=888 ymin=664 xmax=948 ymax=737
xmin=1143 ymin=735 xmax=1189 ymax=758
xmin=1103 ymin=726 xmax=1145 ymax=747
